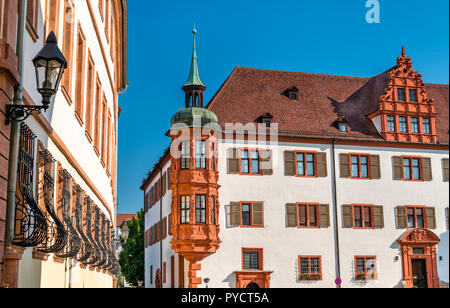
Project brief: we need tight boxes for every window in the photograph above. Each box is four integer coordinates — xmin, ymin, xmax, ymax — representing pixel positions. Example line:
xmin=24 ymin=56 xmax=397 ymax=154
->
xmin=355 ymin=256 xmax=377 ymax=280
xmin=62 ymin=0 xmax=75 ymax=98
xmin=399 ymin=117 xmax=408 ymax=133
xmin=411 ymin=117 xmax=419 ymax=134
xmin=163 ymin=262 xmax=167 ymax=284
xmin=298 ymin=204 xmax=319 ymax=228
xmin=338 ymin=122 xmax=348 ymax=133
xmin=180 ymin=196 xmax=190 ymax=224
xmin=93 ymin=77 xmax=102 ymax=154
xmin=85 ymin=53 xmax=95 ymax=141
xmin=387 ymin=116 xmax=396 ymax=132
xmin=211 ymin=196 xmax=216 ymax=225
xmin=353 ymin=205 xmax=373 ymax=229
xmin=211 ymin=142 xmax=216 ymax=171
xmin=75 ymin=24 xmax=86 ymax=124
xmin=242 ymin=248 xmax=263 ymax=270
xmin=240 ymin=149 xmax=260 ymax=175
xmin=195 ymin=140 xmax=206 ymax=169
xmin=289 ymin=91 xmax=298 ymax=101
xmin=397 ymin=88 xmax=406 ymax=101
xmin=240 ymin=202 xmax=264 ymax=227
xmin=299 ymin=256 xmax=322 ymax=280
xmin=195 ymin=195 xmax=206 ymax=224
xmin=106 ymin=112 xmax=112 ymax=174
xmin=409 ymin=89 xmax=418 ymax=102
xmin=407 ymin=207 xmax=425 ymax=228
xmin=350 ymin=154 xmax=370 ymax=179
xmin=296 ymin=152 xmax=316 ymax=177
xmin=180 ymin=141 xmax=190 ymax=170
xmin=403 ymin=157 xmax=421 ymax=181
xmin=423 ymin=118 xmax=431 ymax=135
xmin=101 ymin=95 xmax=107 ymax=165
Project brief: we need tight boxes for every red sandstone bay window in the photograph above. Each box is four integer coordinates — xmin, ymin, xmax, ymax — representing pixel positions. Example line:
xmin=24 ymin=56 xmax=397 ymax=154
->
xmin=299 ymin=256 xmax=322 ymax=281
xmin=195 ymin=195 xmax=206 ymax=224
xmin=180 ymin=196 xmax=190 ymax=224
xmin=355 ymin=256 xmax=377 ymax=281
xmin=242 ymin=248 xmax=263 ymax=270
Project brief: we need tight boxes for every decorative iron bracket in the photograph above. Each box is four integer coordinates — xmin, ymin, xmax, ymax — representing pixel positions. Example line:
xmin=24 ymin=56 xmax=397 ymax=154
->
xmin=5 ymin=104 xmax=48 ymax=125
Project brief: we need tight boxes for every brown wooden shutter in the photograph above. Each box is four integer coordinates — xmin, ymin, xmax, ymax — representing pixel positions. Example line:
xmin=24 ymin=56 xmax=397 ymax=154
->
xmin=145 ymin=230 xmax=148 ymax=248
xmin=230 ymin=202 xmax=241 ymax=226
xmin=339 ymin=154 xmax=350 ymax=178
xmin=443 ymin=159 xmax=449 ymax=182
xmin=260 ymin=149 xmax=273 ymax=175
xmin=286 ymin=204 xmax=298 ymax=227
xmin=163 ymin=217 xmax=167 ymax=239
xmin=425 ymin=207 xmax=436 ymax=229
xmin=373 ymin=206 xmax=384 ymax=229
xmin=342 ymin=205 xmax=353 ymax=228
xmin=316 ymin=153 xmax=328 ymax=177
xmin=252 ymin=203 xmax=264 ymax=227
xmin=227 ymin=148 xmax=239 ymax=174
xmin=284 ymin=151 xmax=296 ymax=176
xmin=319 ymin=204 xmax=330 ymax=228
xmin=422 ymin=158 xmax=433 ymax=181
xmin=167 ymin=167 xmax=171 ymax=188
xmin=168 ymin=214 xmax=172 ymax=236
xmin=392 ymin=156 xmax=404 ymax=180
xmin=396 ymin=206 xmax=407 ymax=229
xmin=370 ymin=155 xmax=381 ymax=179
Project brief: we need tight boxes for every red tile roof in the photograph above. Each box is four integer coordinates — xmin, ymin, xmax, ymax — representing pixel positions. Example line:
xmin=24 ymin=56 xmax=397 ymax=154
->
xmin=117 ymin=214 xmax=138 ymax=227
xmin=207 ymin=66 xmax=449 ymax=144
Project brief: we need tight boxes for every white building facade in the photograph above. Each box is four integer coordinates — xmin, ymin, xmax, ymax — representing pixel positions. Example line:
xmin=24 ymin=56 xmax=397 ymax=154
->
xmin=142 ymin=35 xmax=448 ymax=289
xmin=0 ymin=0 xmax=127 ymax=288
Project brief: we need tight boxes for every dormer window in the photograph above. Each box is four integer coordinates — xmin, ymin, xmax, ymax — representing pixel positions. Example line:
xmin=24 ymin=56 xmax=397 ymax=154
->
xmin=336 ymin=117 xmax=349 ymax=133
xmin=283 ymin=87 xmax=299 ymax=101
xmin=256 ymin=113 xmax=273 ymax=127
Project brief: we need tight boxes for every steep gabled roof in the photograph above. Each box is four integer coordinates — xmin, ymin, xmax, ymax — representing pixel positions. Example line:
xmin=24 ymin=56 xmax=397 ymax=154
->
xmin=207 ymin=66 xmax=449 ymax=144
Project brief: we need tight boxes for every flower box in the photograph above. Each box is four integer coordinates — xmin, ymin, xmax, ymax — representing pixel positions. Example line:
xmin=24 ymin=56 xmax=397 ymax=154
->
xmin=300 ymin=273 xmax=322 ymax=281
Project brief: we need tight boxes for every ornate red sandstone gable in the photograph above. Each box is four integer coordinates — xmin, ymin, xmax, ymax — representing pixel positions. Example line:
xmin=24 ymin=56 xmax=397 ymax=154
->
xmin=373 ymin=47 xmax=438 ymax=143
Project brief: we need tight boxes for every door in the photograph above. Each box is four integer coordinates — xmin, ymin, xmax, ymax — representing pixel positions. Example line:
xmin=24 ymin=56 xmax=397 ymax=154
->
xmin=246 ymin=282 xmax=260 ymax=289
xmin=412 ymin=259 xmax=428 ymax=288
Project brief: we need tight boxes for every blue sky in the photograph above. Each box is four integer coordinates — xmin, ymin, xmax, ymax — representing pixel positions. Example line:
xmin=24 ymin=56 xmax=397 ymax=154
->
xmin=117 ymin=0 xmax=449 ymax=214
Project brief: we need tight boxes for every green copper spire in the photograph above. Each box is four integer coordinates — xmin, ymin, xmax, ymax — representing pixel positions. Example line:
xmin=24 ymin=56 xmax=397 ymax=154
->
xmin=184 ymin=26 xmax=205 ymax=88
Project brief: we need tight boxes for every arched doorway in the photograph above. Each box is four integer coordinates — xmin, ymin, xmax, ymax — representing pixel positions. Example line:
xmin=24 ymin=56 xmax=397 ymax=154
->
xmin=398 ymin=229 xmax=440 ymax=288
xmin=246 ymin=282 xmax=260 ymax=289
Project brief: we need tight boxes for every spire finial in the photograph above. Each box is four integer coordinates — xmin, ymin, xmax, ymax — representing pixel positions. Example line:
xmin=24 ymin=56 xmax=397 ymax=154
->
xmin=183 ymin=24 xmax=205 ymax=88
xmin=402 ymin=46 xmax=406 ymax=57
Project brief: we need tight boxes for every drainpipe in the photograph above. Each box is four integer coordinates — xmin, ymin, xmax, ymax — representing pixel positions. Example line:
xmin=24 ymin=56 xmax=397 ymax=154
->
xmin=5 ymin=0 xmax=28 ymax=247
xmin=159 ymin=166 xmax=163 ymax=288
xmin=331 ymin=139 xmax=342 ymax=288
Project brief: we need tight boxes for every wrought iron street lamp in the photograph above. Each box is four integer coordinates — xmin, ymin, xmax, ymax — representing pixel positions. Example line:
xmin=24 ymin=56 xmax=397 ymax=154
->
xmin=5 ymin=31 xmax=67 ymax=125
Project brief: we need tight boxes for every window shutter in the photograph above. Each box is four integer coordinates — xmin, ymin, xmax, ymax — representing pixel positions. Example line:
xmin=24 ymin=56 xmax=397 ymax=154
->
xmin=163 ymin=217 xmax=167 ymax=239
xmin=425 ymin=207 xmax=436 ymax=229
xmin=396 ymin=206 xmax=407 ymax=229
xmin=168 ymin=214 xmax=172 ymax=236
xmin=230 ymin=202 xmax=241 ymax=226
xmin=284 ymin=151 xmax=296 ymax=176
xmin=422 ymin=158 xmax=433 ymax=181
xmin=443 ymin=159 xmax=449 ymax=182
xmin=339 ymin=154 xmax=350 ymax=178
xmin=260 ymin=149 xmax=273 ymax=175
xmin=319 ymin=204 xmax=330 ymax=228
xmin=227 ymin=148 xmax=239 ymax=174
xmin=373 ymin=206 xmax=384 ymax=229
xmin=392 ymin=156 xmax=404 ymax=180
xmin=316 ymin=153 xmax=328 ymax=177
xmin=145 ymin=230 xmax=148 ymax=248
xmin=252 ymin=203 xmax=264 ymax=227
xmin=286 ymin=204 xmax=298 ymax=227
xmin=342 ymin=205 xmax=353 ymax=228
xmin=370 ymin=155 xmax=381 ymax=179
xmin=167 ymin=167 xmax=171 ymax=188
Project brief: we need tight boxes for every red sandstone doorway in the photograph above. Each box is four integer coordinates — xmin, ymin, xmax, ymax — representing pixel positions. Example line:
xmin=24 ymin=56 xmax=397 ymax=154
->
xmin=398 ymin=229 xmax=440 ymax=288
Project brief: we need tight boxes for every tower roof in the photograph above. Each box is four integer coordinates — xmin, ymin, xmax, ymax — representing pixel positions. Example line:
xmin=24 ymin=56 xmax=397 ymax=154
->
xmin=184 ymin=27 xmax=205 ymax=88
